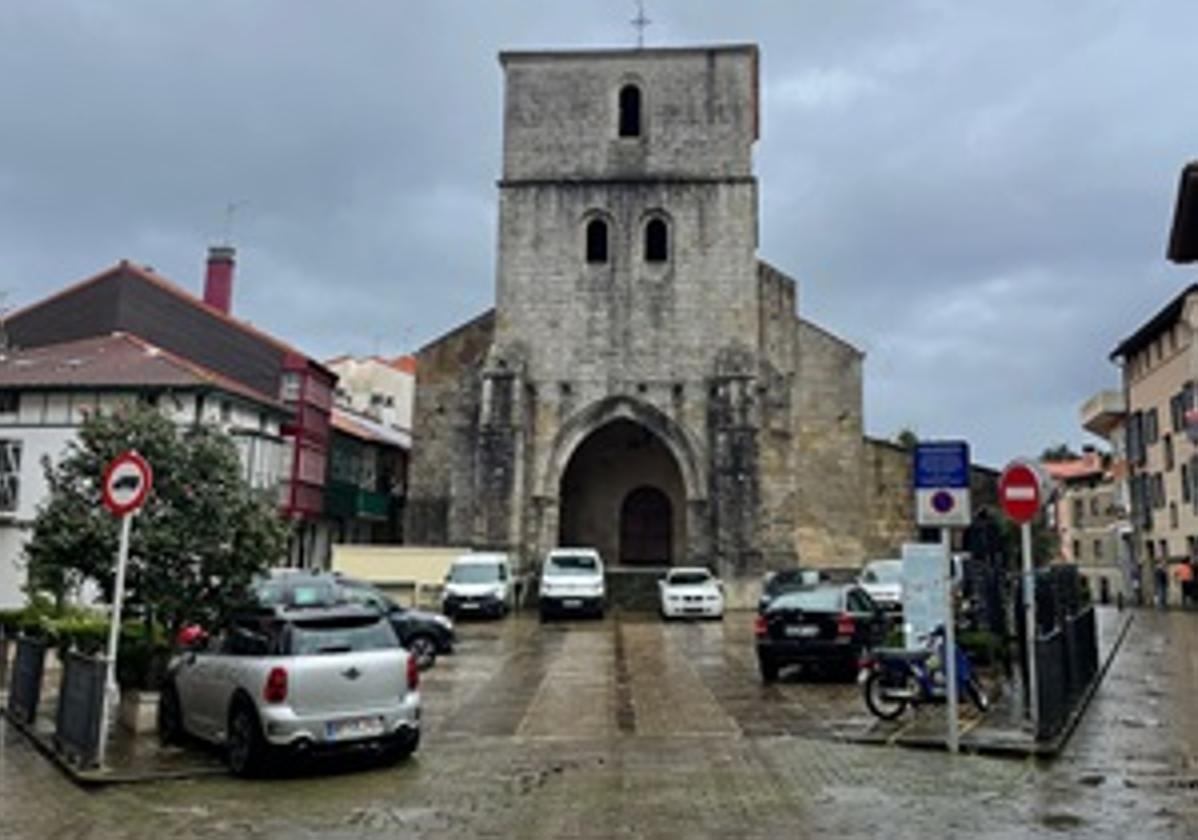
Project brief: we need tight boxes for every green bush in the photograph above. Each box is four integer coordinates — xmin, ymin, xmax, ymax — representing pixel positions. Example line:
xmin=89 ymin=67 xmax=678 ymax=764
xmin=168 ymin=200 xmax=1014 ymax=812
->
xmin=0 ymin=600 xmax=171 ymax=689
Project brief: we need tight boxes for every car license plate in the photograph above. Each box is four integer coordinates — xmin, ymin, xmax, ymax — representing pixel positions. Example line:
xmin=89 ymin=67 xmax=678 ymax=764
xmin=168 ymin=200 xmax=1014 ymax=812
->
xmin=459 ymin=601 xmax=480 ymax=610
xmin=784 ymin=625 xmax=818 ymax=638
xmin=562 ymin=599 xmax=582 ymax=608
xmin=326 ymin=716 xmax=385 ymax=742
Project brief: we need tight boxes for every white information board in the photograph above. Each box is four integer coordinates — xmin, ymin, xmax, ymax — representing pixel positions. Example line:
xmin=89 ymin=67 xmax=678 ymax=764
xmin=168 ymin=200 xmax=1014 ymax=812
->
xmin=901 ymin=542 xmax=949 ymax=650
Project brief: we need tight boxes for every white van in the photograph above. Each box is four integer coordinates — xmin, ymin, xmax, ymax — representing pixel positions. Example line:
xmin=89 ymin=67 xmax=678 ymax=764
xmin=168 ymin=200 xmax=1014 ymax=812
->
xmin=539 ymin=547 xmax=606 ymax=620
xmin=442 ymin=553 xmax=512 ymax=619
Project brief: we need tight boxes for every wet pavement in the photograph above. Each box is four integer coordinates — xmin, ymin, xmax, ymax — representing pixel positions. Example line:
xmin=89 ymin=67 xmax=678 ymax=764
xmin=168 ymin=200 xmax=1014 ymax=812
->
xmin=3 ymin=606 xmax=1197 ymax=838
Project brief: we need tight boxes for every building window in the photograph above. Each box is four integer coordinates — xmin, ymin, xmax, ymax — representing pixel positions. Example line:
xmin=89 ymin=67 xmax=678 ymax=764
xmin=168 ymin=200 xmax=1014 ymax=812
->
xmin=618 ymin=84 xmax=642 ymax=137
xmin=644 ymin=217 xmax=669 ymax=262
xmin=1072 ymin=539 xmax=1081 ymax=560
xmin=1171 ymin=501 xmax=1179 ymax=529
xmin=220 ymin=401 xmax=232 ymax=422
xmin=1090 ymin=497 xmax=1100 ymax=516
xmin=1146 ymin=540 xmax=1155 ymax=559
xmin=1094 ymin=539 xmax=1103 ymax=559
xmin=1154 ymin=473 xmax=1166 ymax=508
xmin=1165 ymin=433 xmax=1175 ymax=471
xmin=586 ymin=218 xmax=609 ymax=264
xmin=280 ymin=372 xmax=301 ymax=402
xmin=0 ymin=391 xmax=17 ymax=415
xmin=1073 ymin=498 xmax=1084 ymax=526
xmin=1189 ymin=535 xmax=1197 ymax=561
xmin=1160 ymin=538 xmax=1169 ymax=559
xmin=0 ymin=440 xmax=20 ymax=512
xmin=1183 ymin=463 xmax=1191 ymax=503
xmin=1146 ymin=408 xmax=1159 ymax=445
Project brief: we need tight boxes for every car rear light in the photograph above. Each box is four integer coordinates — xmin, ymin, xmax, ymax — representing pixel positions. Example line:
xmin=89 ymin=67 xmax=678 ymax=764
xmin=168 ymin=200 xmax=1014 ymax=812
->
xmin=857 ymin=655 xmax=874 ymax=670
xmin=263 ymin=667 xmax=288 ymax=703
xmin=754 ymin=615 xmax=768 ymax=638
xmin=406 ymin=652 xmax=420 ymax=692
xmin=836 ymin=613 xmax=856 ymax=638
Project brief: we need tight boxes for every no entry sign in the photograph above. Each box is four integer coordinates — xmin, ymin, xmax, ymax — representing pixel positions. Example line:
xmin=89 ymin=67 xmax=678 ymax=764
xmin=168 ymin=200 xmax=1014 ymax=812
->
xmin=102 ymin=451 xmax=153 ymax=516
xmin=999 ymin=460 xmax=1045 ymax=524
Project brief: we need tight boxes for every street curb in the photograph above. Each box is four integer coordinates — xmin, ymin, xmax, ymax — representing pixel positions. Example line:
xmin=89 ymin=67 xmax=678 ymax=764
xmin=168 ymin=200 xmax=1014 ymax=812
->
xmin=1 ymin=708 xmax=227 ymax=787
xmin=839 ymin=612 xmax=1136 ymax=759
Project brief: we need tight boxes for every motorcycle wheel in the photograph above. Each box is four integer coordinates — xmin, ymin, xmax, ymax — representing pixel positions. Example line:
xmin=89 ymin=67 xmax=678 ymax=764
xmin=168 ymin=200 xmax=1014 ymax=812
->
xmin=863 ymin=671 xmax=909 ymax=721
xmin=967 ymin=677 xmax=989 ymax=712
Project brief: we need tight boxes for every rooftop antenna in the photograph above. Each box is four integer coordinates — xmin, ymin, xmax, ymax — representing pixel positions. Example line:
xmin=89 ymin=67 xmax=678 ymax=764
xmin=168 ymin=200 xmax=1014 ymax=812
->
xmin=221 ymin=200 xmax=248 ymax=246
xmin=631 ymin=0 xmax=651 ymax=49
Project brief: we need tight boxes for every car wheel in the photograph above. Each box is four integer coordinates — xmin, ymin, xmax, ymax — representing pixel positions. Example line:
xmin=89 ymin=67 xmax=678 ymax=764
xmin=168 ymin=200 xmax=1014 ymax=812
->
xmin=407 ymin=634 xmax=437 ymax=670
xmin=226 ymin=700 xmax=268 ymax=777
xmin=382 ymin=728 xmax=421 ymax=765
xmin=863 ymin=671 xmax=909 ymax=721
xmin=157 ymin=682 xmax=184 ymax=746
xmin=759 ymin=657 xmax=780 ymax=683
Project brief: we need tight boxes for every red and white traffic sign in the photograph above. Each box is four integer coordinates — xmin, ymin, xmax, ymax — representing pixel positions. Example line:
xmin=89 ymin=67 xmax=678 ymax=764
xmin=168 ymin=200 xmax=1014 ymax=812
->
xmin=102 ymin=451 xmax=153 ymax=516
xmin=999 ymin=460 xmax=1044 ymax=524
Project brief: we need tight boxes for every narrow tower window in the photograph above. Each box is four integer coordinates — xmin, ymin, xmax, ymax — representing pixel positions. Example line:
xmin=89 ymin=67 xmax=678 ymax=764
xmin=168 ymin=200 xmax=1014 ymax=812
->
xmin=586 ymin=218 xmax=609 ymax=264
xmin=644 ymin=218 xmax=669 ymax=262
xmin=619 ymin=85 xmax=642 ymax=137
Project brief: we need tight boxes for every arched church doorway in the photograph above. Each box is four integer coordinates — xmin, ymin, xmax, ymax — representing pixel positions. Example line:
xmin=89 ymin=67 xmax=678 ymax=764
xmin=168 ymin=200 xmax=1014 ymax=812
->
xmin=558 ymin=419 xmax=685 ymax=566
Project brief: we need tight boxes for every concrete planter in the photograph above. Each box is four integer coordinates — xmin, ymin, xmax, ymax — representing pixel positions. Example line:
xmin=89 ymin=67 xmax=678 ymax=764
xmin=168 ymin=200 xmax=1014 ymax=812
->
xmin=118 ymin=689 xmax=159 ymax=735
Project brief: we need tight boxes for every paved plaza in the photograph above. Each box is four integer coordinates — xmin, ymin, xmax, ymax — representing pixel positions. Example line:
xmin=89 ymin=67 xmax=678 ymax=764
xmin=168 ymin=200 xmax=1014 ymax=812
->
xmin=3 ymin=607 xmax=1197 ymax=839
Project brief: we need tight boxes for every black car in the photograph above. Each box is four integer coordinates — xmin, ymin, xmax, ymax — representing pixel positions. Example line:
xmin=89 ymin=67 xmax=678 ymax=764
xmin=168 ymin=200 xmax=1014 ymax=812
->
xmin=254 ymin=574 xmax=455 ymax=670
xmin=757 ymin=568 xmax=824 ymax=613
xmin=754 ymin=583 xmax=888 ymax=682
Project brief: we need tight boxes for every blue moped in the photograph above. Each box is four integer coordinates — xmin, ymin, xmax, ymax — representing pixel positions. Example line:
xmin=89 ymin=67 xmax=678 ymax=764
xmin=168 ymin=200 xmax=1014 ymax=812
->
xmin=859 ymin=625 xmax=989 ymax=720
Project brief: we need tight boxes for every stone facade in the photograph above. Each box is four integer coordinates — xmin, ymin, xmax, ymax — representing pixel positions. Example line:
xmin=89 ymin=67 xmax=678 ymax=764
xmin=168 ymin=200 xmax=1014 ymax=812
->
xmin=406 ymin=45 xmax=931 ymax=605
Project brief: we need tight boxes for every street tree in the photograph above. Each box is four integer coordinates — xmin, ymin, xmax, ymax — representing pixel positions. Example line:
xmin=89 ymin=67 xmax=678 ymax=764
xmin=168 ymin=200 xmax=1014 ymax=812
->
xmin=894 ymin=427 xmax=919 ymax=450
xmin=1039 ymin=443 xmax=1080 ymax=462
xmin=24 ymin=402 xmax=288 ymax=633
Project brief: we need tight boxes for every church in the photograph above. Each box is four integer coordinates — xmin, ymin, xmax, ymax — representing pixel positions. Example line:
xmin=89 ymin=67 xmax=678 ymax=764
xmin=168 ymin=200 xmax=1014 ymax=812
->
xmin=406 ymin=44 xmax=929 ymax=606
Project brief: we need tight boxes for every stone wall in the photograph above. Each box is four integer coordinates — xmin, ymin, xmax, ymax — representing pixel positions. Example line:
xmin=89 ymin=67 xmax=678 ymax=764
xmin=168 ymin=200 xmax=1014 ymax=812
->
xmin=794 ymin=319 xmax=866 ymax=569
xmin=405 ymin=310 xmax=494 ymax=545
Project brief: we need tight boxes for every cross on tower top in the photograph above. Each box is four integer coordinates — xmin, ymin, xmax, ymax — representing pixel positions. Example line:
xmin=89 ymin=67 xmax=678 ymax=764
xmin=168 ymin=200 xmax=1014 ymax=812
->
xmin=631 ymin=0 xmax=651 ymax=49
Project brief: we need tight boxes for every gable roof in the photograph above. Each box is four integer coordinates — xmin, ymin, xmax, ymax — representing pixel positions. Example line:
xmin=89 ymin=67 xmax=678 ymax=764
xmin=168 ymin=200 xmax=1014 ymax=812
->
xmin=1109 ymin=283 xmax=1198 ymax=360
xmin=0 ymin=332 xmax=286 ymax=411
xmin=3 ymin=260 xmax=333 ymax=380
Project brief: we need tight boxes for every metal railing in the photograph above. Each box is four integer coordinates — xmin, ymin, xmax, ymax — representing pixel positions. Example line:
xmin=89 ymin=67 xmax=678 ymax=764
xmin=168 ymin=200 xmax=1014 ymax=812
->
xmin=1034 ymin=606 xmax=1099 ymax=740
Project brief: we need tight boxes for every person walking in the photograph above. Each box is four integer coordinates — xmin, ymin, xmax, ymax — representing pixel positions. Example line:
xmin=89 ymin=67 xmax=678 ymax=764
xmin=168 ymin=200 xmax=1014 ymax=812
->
xmin=1177 ymin=560 xmax=1195 ymax=609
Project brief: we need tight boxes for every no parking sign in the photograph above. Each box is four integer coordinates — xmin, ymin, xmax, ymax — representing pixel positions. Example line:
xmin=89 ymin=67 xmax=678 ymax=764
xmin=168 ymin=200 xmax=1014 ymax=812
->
xmin=101 ymin=451 xmax=152 ymax=516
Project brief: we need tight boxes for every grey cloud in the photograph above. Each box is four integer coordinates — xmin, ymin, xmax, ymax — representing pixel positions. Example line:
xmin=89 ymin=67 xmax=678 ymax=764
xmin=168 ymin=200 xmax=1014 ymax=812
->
xmin=2 ymin=0 xmax=1195 ymax=467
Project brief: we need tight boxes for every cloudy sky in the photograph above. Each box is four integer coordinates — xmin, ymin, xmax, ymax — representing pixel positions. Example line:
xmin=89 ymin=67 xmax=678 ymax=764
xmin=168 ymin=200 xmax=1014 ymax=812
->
xmin=2 ymin=1 xmax=1195 ymax=466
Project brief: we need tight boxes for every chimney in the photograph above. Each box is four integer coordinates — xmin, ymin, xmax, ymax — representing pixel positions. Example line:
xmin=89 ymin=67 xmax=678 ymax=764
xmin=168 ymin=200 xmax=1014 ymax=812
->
xmin=204 ymin=245 xmax=236 ymax=314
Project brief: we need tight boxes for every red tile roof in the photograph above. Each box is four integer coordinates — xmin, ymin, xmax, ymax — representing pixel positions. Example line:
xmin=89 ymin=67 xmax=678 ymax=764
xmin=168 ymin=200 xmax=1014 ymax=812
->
xmin=1042 ymin=453 xmax=1105 ymax=481
xmin=0 ymin=332 xmax=286 ymax=410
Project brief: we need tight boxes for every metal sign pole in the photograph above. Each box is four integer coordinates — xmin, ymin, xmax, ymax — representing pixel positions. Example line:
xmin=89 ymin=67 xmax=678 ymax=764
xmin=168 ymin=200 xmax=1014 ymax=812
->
xmin=942 ymin=526 xmax=959 ymax=754
xmin=1022 ymin=521 xmax=1038 ymax=729
xmin=96 ymin=511 xmax=133 ymax=769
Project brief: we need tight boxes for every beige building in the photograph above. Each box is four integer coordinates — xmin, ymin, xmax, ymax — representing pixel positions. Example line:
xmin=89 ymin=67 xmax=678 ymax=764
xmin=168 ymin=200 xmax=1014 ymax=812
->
xmin=1109 ymin=286 xmax=1198 ymax=603
xmin=1044 ymin=449 xmax=1128 ymax=603
xmin=326 ymin=355 xmax=416 ymax=435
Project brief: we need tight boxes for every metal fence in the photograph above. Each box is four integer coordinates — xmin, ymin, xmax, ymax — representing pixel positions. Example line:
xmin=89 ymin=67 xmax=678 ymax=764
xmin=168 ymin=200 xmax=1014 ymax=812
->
xmin=1034 ymin=606 xmax=1098 ymax=741
xmin=54 ymin=652 xmax=107 ymax=768
xmin=6 ymin=637 xmax=47 ymax=726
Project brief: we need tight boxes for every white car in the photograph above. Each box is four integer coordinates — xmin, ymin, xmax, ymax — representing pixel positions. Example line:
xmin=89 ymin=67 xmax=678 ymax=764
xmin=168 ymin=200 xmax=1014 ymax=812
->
xmin=442 ymin=552 xmax=512 ymax=618
xmin=858 ymin=559 xmax=903 ymax=611
xmin=658 ymin=567 xmax=725 ymax=619
xmin=539 ymin=547 xmax=606 ymax=619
